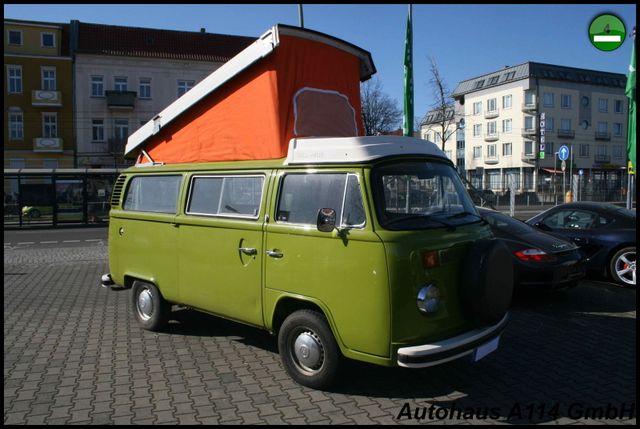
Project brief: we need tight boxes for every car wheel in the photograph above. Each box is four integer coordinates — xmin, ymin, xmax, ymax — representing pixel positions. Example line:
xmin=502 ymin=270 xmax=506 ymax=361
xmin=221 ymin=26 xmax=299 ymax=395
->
xmin=278 ymin=310 xmax=341 ymax=390
xmin=131 ymin=280 xmax=171 ymax=331
xmin=30 ymin=208 xmax=41 ymax=218
xmin=609 ymin=247 xmax=636 ymax=287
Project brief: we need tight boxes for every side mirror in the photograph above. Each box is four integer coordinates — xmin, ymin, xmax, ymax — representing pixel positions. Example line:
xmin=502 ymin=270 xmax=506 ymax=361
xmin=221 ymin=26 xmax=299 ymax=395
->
xmin=317 ymin=208 xmax=336 ymax=232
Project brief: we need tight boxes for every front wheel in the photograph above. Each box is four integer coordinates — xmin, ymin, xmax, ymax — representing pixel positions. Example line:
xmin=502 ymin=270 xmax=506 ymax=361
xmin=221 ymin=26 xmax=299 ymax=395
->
xmin=609 ymin=247 xmax=636 ymax=287
xmin=131 ymin=280 xmax=171 ymax=331
xmin=278 ymin=310 xmax=341 ymax=390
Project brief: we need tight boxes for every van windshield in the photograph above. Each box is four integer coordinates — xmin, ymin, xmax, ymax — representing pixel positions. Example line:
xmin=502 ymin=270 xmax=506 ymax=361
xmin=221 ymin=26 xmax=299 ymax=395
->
xmin=372 ymin=160 xmax=480 ymax=230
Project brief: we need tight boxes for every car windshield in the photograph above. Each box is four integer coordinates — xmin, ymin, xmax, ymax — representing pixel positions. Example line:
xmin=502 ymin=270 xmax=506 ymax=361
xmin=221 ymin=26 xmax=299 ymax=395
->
xmin=372 ymin=160 xmax=480 ymax=230
xmin=481 ymin=210 xmax=533 ymax=235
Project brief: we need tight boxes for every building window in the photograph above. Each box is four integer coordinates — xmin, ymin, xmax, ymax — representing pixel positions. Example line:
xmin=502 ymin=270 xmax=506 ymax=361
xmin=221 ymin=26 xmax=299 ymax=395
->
xmin=7 ymin=65 xmax=22 ymax=93
xmin=524 ymin=91 xmax=535 ymax=106
xmin=598 ymin=98 xmax=608 ymax=113
xmin=487 ymin=98 xmax=497 ymax=113
xmin=543 ymin=92 xmax=554 ymax=107
xmin=92 ymin=119 xmax=105 ymax=142
xmin=502 ymin=119 xmax=512 ymax=133
xmin=504 ymin=71 xmax=516 ymax=81
xmin=545 ymin=142 xmax=554 ymax=155
xmin=524 ymin=116 xmax=535 ymax=131
xmin=560 ymin=118 xmax=571 ymax=131
xmin=502 ymin=94 xmax=512 ymax=109
xmin=114 ymin=119 xmax=129 ymax=141
xmin=91 ymin=76 xmax=104 ymax=97
xmin=41 ymin=67 xmax=56 ymax=91
xmin=177 ymin=80 xmax=195 ymax=97
xmin=473 ymin=146 xmax=481 ymax=158
xmin=473 ymin=124 xmax=482 ymax=137
xmin=613 ymin=122 xmax=623 ymax=137
xmin=445 ymin=150 xmax=452 ymax=159
xmin=474 ymin=79 xmax=485 ymax=89
xmin=472 ymin=101 xmax=481 ymax=115
xmin=139 ymin=78 xmax=151 ymax=99
xmin=524 ymin=140 xmax=534 ymax=156
xmin=614 ymin=99 xmax=623 ymax=114
xmin=8 ymin=29 xmax=22 ymax=45
xmin=114 ymin=77 xmax=128 ymax=92
xmin=487 ymin=144 xmax=497 ymax=158
xmin=561 ymin=94 xmax=571 ymax=108
xmin=502 ymin=142 xmax=512 ymax=156
xmin=596 ymin=145 xmax=607 ymax=156
xmin=597 ymin=121 xmax=608 ymax=133
xmin=579 ymin=144 xmax=589 ymax=157
xmin=487 ymin=121 xmax=497 ymax=136
xmin=42 ymin=113 xmax=58 ymax=138
xmin=41 ymin=32 xmax=55 ymax=48
xmin=545 ymin=117 xmax=554 ymax=131
xmin=488 ymin=76 xmax=499 ymax=85
xmin=613 ymin=145 xmax=624 ymax=159
xmin=434 ymin=131 xmax=442 ymax=144
xmin=9 ymin=108 xmax=24 ymax=140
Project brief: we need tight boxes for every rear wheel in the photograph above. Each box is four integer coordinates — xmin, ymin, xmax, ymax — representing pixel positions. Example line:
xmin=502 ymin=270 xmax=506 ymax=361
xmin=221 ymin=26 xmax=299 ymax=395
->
xmin=609 ymin=247 xmax=636 ymax=287
xmin=278 ymin=310 xmax=341 ymax=390
xmin=131 ymin=280 xmax=171 ymax=331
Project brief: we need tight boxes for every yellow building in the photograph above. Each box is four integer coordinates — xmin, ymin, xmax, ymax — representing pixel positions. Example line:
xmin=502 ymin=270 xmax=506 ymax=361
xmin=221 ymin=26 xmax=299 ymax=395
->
xmin=4 ymin=19 xmax=74 ymax=169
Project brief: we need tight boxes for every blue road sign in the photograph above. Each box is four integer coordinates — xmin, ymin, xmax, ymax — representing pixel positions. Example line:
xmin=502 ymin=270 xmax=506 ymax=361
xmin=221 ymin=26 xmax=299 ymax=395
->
xmin=558 ymin=145 xmax=569 ymax=161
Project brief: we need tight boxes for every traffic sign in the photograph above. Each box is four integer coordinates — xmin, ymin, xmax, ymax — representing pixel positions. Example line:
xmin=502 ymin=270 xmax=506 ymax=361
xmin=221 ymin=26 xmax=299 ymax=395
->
xmin=558 ymin=145 xmax=569 ymax=161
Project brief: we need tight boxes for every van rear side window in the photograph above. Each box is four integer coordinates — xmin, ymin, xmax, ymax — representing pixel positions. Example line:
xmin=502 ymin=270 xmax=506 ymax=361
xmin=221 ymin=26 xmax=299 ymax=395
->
xmin=123 ymin=175 xmax=182 ymax=214
xmin=186 ymin=175 xmax=264 ymax=218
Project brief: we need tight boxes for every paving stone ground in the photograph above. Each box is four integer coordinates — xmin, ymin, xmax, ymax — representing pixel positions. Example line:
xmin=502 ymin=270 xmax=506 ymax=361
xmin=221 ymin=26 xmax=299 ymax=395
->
xmin=4 ymin=243 xmax=636 ymax=425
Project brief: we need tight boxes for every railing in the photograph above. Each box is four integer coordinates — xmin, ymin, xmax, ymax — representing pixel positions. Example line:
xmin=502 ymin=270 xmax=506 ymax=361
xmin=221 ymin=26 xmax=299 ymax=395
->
xmin=521 ymin=103 xmax=537 ymax=112
xmin=594 ymin=154 xmax=611 ymax=163
xmin=484 ymin=132 xmax=499 ymax=142
xmin=484 ymin=109 xmax=499 ymax=119
xmin=106 ymin=91 xmax=136 ymax=109
xmin=521 ymin=128 xmax=537 ymax=136
xmin=595 ymin=131 xmax=611 ymax=141
xmin=557 ymin=129 xmax=575 ymax=138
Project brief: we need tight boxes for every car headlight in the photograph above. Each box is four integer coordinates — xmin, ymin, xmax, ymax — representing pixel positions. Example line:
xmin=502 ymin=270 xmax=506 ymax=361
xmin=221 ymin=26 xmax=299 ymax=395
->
xmin=417 ymin=283 xmax=440 ymax=315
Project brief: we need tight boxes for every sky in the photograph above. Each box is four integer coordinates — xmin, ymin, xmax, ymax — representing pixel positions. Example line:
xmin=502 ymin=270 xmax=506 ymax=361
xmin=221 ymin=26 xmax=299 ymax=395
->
xmin=4 ymin=3 xmax=636 ymax=125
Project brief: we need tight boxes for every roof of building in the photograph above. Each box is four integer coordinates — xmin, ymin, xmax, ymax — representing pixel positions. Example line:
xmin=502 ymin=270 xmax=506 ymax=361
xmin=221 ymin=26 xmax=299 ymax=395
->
xmin=452 ymin=61 xmax=627 ymax=98
xmin=420 ymin=104 xmax=456 ymax=126
xmin=72 ymin=21 xmax=256 ymax=62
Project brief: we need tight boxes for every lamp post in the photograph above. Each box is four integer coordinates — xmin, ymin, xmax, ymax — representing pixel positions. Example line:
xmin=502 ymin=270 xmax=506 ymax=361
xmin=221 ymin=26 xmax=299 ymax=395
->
xmin=554 ymin=151 xmax=559 ymax=204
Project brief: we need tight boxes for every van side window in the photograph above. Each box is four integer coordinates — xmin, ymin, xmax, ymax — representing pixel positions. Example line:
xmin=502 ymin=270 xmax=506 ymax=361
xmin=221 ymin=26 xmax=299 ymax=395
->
xmin=123 ymin=175 xmax=181 ymax=214
xmin=276 ymin=173 xmax=366 ymax=227
xmin=187 ymin=175 xmax=264 ymax=218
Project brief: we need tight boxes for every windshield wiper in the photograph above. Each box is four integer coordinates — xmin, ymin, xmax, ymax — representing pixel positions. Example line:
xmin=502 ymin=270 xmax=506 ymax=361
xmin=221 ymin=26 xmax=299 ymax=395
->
xmin=385 ymin=214 xmax=456 ymax=230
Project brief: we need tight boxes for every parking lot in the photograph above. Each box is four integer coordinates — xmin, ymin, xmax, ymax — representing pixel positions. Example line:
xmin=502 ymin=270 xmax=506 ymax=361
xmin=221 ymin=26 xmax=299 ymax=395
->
xmin=3 ymin=239 xmax=636 ymax=425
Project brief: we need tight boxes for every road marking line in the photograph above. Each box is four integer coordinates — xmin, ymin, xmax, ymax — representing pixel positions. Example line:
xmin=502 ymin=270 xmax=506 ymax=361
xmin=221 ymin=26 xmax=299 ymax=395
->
xmin=63 ymin=240 xmax=81 ymax=243
xmin=40 ymin=241 xmax=58 ymax=244
xmin=17 ymin=242 xmax=35 ymax=245
xmin=85 ymin=239 xmax=102 ymax=242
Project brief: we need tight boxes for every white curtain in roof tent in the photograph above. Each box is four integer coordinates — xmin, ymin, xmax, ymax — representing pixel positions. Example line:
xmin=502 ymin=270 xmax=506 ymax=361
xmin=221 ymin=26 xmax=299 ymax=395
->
xmin=293 ymin=88 xmax=358 ymax=137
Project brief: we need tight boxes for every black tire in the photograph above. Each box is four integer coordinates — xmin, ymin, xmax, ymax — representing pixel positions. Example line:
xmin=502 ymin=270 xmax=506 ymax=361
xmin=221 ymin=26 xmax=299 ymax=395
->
xmin=278 ymin=310 xmax=341 ymax=390
xmin=609 ymin=247 xmax=636 ymax=287
xmin=30 ymin=208 xmax=41 ymax=218
xmin=131 ymin=280 xmax=171 ymax=331
xmin=460 ymin=239 xmax=514 ymax=326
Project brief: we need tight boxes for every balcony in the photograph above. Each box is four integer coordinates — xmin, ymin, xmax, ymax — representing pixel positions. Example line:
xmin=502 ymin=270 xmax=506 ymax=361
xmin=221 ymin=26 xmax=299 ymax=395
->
xmin=106 ymin=91 xmax=136 ymax=109
xmin=485 ymin=156 xmax=499 ymax=165
xmin=484 ymin=132 xmax=499 ymax=142
xmin=31 ymin=90 xmax=62 ymax=106
xmin=521 ymin=152 xmax=536 ymax=163
xmin=33 ymin=137 xmax=63 ymax=152
xmin=594 ymin=154 xmax=611 ymax=163
xmin=595 ymin=131 xmax=611 ymax=141
xmin=521 ymin=127 xmax=537 ymax=137
xmin=557 ymin=129 xmax=575 ymax=138
xmin=484 ymin=109 xmax=499 ymax=119
xmin=521 ymin=102 xmax=537 ymax=112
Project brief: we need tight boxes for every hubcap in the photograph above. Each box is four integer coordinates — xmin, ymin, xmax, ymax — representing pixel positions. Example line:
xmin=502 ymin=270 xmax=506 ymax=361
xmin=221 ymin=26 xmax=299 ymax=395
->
xmin=615 ymin=251 xmax=636 ymax=286
xmin=137 ymin=288 xmax=153 ymax=320
xmin=293 ymin=331 xmax=324 ymax=373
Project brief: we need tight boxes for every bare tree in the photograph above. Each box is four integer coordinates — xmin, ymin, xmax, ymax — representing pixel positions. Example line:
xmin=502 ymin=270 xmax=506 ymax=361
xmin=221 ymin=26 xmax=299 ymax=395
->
xmin=427 ymin=57 xmax=461 ymax=152
xmin=360 ymin=78 xmax=402 ymax=136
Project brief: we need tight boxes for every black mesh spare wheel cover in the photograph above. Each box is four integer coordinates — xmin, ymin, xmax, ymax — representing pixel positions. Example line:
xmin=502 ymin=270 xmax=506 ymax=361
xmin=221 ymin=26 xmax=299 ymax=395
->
xmin=460 ymin=239 xmax=513 ymax=326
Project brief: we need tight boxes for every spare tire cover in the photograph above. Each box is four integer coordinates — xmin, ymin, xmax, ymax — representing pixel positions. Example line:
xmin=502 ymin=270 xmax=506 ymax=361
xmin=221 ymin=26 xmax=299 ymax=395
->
xmin=460 ymin=239 xmax=513 ymax=326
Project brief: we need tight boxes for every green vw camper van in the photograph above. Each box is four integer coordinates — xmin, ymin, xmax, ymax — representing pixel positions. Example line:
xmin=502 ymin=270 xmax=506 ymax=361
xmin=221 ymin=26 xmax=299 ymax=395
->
xmin=102 ymin=136 xmax=513 ymax=389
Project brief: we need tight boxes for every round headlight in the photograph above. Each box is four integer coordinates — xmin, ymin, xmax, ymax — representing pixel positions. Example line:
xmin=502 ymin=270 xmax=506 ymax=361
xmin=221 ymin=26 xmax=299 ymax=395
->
xmin=417 ymin=284 xmax=440 ymax=315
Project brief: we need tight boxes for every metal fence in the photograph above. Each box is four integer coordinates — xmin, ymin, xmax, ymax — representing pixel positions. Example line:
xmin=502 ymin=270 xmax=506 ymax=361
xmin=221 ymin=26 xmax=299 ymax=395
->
xmin=4 ymin=169 xmax=123 ymax=228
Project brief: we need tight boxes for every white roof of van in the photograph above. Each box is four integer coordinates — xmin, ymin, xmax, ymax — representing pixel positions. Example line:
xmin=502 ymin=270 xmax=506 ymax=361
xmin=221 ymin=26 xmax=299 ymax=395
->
xmin=124 ymin=24 xmax=376 ymax=158
xmin=284 ymin=136 xmax=448 ymax=164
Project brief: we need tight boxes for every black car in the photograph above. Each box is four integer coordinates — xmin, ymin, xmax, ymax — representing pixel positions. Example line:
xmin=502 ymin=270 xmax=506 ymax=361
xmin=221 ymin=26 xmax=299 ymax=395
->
xmin=525 ymin=202 xmax=636 ymax=287
xmin=478 ymin=207 xmax=586 ymax=289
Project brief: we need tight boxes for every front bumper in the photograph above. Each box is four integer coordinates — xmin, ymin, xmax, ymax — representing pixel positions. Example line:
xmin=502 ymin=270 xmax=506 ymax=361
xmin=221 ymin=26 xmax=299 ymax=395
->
xmin=397 ymin=313 xmax=509 ymax=368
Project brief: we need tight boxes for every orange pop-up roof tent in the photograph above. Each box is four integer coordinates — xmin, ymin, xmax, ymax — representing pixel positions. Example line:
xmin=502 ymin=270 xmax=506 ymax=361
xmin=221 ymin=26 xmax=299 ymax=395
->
xmin=125 ymin=24 xmax=376 ymax=164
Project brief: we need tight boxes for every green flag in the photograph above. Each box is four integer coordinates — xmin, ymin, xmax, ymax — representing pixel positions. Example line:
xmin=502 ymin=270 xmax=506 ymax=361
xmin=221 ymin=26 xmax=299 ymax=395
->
xmin=403 ymin=5 xmax=414 ymax=137
xmin=626 ymin=28 xmax=636 ymax=172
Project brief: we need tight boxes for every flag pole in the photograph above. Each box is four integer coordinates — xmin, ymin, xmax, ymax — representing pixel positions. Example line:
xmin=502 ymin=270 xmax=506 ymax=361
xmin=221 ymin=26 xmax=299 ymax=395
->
xmin=403 ymin=4 xmax=414 ymax=137
xmin=626 ymin=26 xmax=636 ymax=209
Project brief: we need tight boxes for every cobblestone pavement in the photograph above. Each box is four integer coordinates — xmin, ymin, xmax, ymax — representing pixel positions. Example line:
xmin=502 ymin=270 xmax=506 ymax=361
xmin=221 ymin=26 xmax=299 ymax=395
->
xmin=4 ymin=243 xmax=636 ymax=425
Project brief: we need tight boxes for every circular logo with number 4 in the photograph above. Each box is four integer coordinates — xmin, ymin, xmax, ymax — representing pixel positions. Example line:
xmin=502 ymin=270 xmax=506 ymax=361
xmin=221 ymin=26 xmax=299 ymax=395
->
xmin=589 ymin=14 xmax=626 ymax=52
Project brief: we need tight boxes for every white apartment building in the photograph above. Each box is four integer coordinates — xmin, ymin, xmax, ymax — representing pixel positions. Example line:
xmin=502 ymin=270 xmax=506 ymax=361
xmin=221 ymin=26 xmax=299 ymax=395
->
xmin=451 ymin=62 xmax=628 ymax=196
xmin=70 ymin=21 xmax=254 ymax=168
xmin=419 ymin=104 xmax=465 ymax=174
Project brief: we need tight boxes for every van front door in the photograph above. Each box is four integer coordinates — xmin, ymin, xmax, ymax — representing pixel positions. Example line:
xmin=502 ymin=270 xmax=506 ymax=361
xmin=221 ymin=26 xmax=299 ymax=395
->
xmin=175 ymin=174 xmax=267 ymax=327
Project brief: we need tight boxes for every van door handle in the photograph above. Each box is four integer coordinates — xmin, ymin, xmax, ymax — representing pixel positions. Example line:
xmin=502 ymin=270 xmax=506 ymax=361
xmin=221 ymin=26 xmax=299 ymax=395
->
xmin=239 ymin=247 xmax=257 ymax=256
xmin=266 ymin=249 xmax=283 ymax=258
